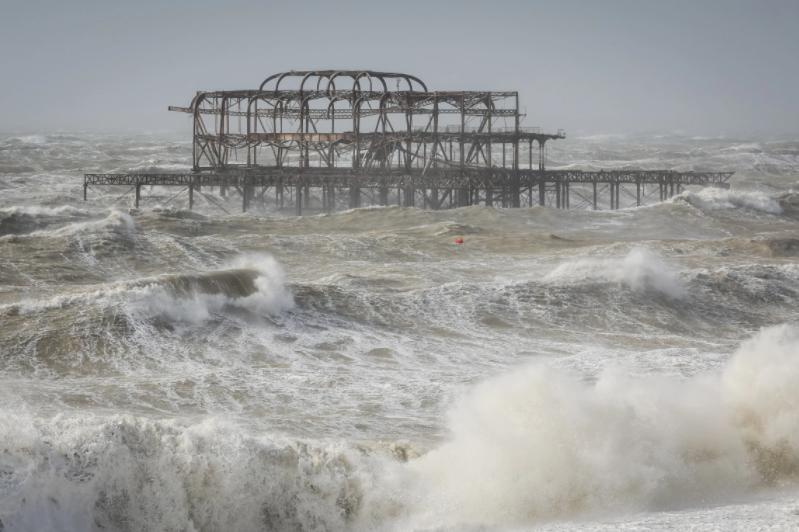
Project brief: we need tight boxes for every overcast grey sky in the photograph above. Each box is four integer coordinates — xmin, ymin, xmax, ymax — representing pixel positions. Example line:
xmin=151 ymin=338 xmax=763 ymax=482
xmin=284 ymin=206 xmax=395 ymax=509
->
xmin=1 ymin=0 xmax=797 ymax=136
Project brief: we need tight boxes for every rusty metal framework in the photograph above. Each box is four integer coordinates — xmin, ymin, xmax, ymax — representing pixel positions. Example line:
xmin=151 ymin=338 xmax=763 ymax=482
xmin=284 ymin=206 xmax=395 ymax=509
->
xmin=84 ymin=70 xmax=732 ymax=212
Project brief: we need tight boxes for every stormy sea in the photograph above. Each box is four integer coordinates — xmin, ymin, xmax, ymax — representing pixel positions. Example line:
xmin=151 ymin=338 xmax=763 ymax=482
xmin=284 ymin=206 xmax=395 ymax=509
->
xmin=1 ymin=132 xmax=798 ymax=531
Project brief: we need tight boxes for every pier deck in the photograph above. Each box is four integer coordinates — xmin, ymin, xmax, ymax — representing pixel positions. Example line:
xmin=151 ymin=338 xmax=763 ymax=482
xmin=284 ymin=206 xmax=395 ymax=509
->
xmin=84 ymin=168 xmax=732 ymax=213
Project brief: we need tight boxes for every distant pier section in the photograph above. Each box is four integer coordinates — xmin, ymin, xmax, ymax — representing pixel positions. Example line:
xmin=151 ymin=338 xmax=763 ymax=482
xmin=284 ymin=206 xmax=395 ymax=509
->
xmin=84 ymin=70 xmax=732 ymax=213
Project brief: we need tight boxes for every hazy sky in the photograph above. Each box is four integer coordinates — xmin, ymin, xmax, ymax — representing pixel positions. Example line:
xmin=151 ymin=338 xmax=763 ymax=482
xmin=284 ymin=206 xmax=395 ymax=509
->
xmin=2 ymin=0 xmax=798 ymax=136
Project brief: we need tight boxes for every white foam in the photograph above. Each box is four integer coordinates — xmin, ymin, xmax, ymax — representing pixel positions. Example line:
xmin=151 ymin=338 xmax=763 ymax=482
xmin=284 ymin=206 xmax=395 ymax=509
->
xmin=398 ymin=324 xmax=799 ymax=529
xmin=676 ymin=188 xmax=783 ymax=214
xmin=544 ymin=248 xmax=685 ymax=298
xmin=0 ymin=416 xmax=377 ymax=532
xmin=0 ymin=327 xmax=797 ymax=530
xmin=2 ymin=254 xmax=294 ymax=324
xmin=128 ymin=254 xmax=294 ymax=323
xmin=0 ymin=205 xmax=89 ymax=218
xmin=18 ymin=208 xmax=137 ymax=238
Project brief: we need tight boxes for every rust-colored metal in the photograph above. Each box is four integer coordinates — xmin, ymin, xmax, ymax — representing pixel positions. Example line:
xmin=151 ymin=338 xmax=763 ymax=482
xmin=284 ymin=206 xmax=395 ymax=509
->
xmin=85 ymin=70 xmax=732 ymax=212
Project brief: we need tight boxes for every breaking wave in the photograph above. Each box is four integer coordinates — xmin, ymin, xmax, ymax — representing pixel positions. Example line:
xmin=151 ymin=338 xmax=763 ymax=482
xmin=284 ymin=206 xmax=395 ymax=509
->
xmin=400 ymin=324 xmax=799 ymax=529
xmin=543 ymin=247 xmax=685 ymax=298
xmin=1 ymin=326 xmax=797 ymax=531
xmin=675 ymin=188 xmax=783 ymax=214
xmin=126 ymin=255 xmax=294 ymax=324
xmin=2 ymin=254 xmax=294 ymax=325
xmin=0 ymin=205 xmax=90 ymax=236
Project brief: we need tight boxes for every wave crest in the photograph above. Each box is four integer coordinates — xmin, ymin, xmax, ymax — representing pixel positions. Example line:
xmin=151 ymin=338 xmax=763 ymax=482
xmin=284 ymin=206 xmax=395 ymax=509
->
xmin=676 ymin=188 xmax=783 ymax=214
xmin=403 ymin=324 xmax=799 ymax=528
xmin=544 ymin=247 xmax=685 ymax=298
xmin=127 ymin=255 xmax=294 ymax=324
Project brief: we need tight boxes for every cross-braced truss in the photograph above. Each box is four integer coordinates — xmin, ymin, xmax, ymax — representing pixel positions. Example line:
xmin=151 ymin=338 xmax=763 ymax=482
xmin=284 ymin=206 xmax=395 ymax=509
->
xmin=84 ymin=70 xmax=731 ymax=212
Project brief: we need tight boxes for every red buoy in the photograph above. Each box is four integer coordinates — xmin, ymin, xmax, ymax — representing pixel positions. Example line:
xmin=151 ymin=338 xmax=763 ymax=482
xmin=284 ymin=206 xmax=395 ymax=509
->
xmin=454 ymin=237 xmax=464 ymax=245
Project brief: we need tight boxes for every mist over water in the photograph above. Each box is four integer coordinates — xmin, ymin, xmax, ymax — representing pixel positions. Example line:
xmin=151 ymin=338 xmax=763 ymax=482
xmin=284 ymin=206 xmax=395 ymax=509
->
xmin=1 ymin=132 xmax=799 ymax=530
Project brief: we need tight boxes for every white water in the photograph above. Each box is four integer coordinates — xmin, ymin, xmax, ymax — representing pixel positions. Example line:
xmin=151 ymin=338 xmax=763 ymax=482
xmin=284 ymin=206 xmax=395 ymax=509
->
xmin=1 ymin=133 xmax=799 ymax=531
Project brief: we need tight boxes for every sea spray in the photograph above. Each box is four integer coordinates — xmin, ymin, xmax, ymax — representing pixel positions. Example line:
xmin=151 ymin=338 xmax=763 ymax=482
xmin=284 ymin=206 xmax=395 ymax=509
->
xmin=544 ymin=247 xmax=686 ymax=298
xmin=1 ymin=326 xmax=797 ymax=531
xmin=398 ymin=324 xmax=799 ymax=529
xmin=126 ymin=254 xmax=294 ymax=324
xmin=675 ymin=188 xmax=783 ymax=214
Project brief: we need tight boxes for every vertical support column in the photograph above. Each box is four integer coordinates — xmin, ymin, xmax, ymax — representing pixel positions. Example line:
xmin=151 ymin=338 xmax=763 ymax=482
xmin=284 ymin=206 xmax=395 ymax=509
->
xmin=379 ymin=182 xmax=389 ymax=206
xmin=610 ymin=183 xmax=615 ymax=210
xmin=189 ymin=180 xmax=194 ymax=210
xmin=592 ymin=181 xmax=598 ymax=210
xmin=510 ymin=92 xmax=521 ymax=208
xmin=538 ymin=139 xmax=546 ymax=207
xmin=615 ymin=182 xmax=621 ymax=209
xmin=134 ymin=182 xmax=141 ymax=209
xmin=555 ymin=180 xmax=561 ymax=209
xmin=459 ymin=94 xmax=466 ymax=209
xmin=565 ymin=182 xmax=570 ymax=209
xmin=296 ymin=184 xmax=303 ymax=216
xmin=458 ymin=188 xmax=470 ymax=207
xmin=539 ymin=180 xmax=546 ymax=207
xmin=636 ymin=181 xmax=641 ymax=207
xmin=404 ymin=185 xmax=415 ymax=207
xmin=486 ymin=189 xmax=493 ymax=207
xmin=349 ymin=183 xmax=360 ymax=209
xmin=538 ymin=140 xmax=546 ymax=171
xmin=83 ymin=182 xmax=88 ymax=201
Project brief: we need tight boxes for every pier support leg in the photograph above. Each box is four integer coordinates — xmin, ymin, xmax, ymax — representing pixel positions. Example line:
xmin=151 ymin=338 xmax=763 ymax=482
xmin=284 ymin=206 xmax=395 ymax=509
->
xmin=456 ymin=188 xmax=469 ymax=207
xmin=349 ymin=185 xmax=360 ymax=209
xmin=296 ymin=185 xmax=303 ymax=216
xmin=430 ymin=188 xmax=439 ymax=210
xmin=610 ymin=183 xmax=615 ymax=210
xmin=636 ymin=182 xmax=641 ymax=207
xmin=615 ymin=182 xmax=621 ymax=209
xmin=83 ymin=183 xmax=87 ymax=201
xmin=189 ymin=183 xmax=194 ymax=210
xmin=135 ymin=184 xmax=141 ymax=209
xmin=592 ymin=181 xmax=597 ymax=210
xmin=555 ymin=181 xmax=561 ymax=209
xmin=539 ymin=181 xmax=546 ymax=206
xmin=486 ymin=189 xmax=493 ymax=207
xmin=404 ymin=187 xmax=415 ymax=207
xmin=510 ymin=181 xmax=521 ymax=208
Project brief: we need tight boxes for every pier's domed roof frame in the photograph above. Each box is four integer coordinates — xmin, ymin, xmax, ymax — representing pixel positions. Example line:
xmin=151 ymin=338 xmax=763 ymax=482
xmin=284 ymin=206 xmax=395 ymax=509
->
xmin=259 ymin=70 xmax=428 ymax=93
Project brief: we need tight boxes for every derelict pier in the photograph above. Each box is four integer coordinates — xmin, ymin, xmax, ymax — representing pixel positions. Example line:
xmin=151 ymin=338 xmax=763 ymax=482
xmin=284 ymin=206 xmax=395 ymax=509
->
xmin=83 ymin=70 xmax=732 ymax=213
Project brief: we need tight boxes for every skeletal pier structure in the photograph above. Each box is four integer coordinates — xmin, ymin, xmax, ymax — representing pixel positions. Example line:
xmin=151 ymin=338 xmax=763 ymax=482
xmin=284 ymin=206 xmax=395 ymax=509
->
xmin=84 ymin=70 xmax=732 ymax=213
